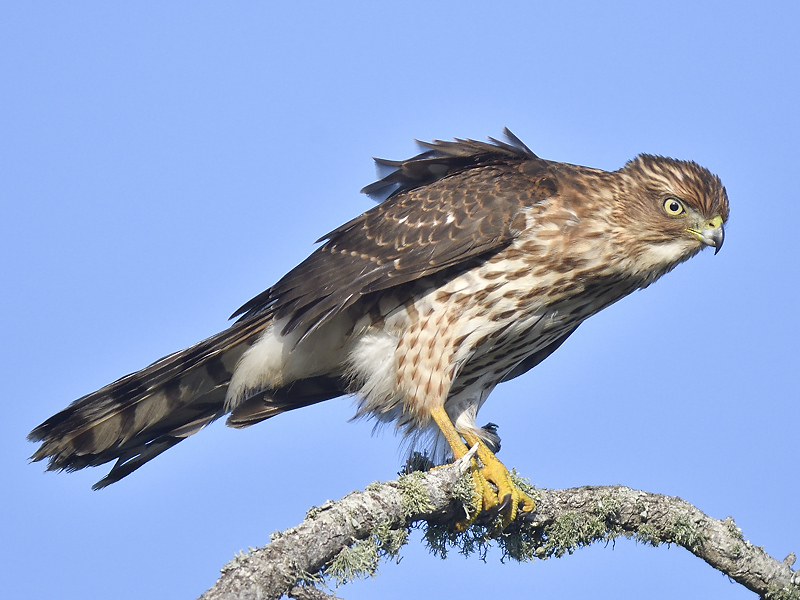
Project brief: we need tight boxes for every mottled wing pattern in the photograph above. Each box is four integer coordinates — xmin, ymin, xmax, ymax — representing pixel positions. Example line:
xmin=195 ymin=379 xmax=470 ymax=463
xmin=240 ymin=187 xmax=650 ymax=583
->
xmin=232 ymin=130 xmax=556 ymax=339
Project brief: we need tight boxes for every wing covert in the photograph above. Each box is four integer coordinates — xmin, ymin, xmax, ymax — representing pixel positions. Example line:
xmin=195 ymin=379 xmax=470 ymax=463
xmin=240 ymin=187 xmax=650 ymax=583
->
xmin=232 ymin=131 xmax=557 ymax=339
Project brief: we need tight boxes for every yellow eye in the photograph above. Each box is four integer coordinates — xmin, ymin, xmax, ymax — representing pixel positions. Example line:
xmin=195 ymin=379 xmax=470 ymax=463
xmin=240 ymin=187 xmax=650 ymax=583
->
xmin=663 ymin=197 xmax=686 ymax=216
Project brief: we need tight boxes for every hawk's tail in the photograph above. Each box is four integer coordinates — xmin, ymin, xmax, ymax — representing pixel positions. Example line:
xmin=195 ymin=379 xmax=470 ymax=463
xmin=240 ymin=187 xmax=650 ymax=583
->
xmin=28 ymin=315 xmax=270 ymax=489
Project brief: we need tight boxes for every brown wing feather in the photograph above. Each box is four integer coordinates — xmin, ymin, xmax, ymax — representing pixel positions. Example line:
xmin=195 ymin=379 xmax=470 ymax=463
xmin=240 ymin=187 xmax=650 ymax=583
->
xmin=500 ymin=325 xmax=579 ymax=383
xmin=232 ymin=130 xmax=557 ymax=339
xmin=359 ymin=127 xmax=537 ymax=202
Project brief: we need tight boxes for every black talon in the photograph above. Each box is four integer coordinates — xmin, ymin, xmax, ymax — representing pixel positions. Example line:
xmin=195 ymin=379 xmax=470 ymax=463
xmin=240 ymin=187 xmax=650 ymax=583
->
xmin=522 ymin=509 xmax=538 ymax=522
xmin=482 ymin=499 xmax=505 ymax=522
xmin=496 ymin=493 xmax=512 ymax=514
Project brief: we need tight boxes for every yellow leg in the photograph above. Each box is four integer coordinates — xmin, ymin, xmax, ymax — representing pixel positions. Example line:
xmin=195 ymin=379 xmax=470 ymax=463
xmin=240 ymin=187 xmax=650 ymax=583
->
xmin=430 ymin=406 xmax=535 ymax=531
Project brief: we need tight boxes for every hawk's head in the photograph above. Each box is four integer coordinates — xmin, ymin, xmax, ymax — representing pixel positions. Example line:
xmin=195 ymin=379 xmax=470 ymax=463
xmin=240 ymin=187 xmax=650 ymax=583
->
xmin=611 ymin=154 xmax=729 ymax=280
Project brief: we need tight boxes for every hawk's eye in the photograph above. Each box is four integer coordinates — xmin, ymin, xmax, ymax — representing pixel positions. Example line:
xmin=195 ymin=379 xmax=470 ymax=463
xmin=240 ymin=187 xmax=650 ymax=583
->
xmin=663 ymin=198 xmax=686 ymax=216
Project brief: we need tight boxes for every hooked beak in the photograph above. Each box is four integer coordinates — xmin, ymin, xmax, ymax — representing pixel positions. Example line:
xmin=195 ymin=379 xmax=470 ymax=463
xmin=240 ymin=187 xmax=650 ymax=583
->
xmin=707 ymin=225 xmax=725 ymax=255
xmin=687 ymin=215 xmax=725 ymax=255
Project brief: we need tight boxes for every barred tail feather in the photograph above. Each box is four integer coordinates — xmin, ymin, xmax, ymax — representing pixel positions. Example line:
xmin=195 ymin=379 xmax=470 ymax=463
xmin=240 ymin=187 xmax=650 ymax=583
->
xmin=28 ymin=314 xmax=271 ymax=488
xmin=226 ymin=374 xmax=345 ymax=428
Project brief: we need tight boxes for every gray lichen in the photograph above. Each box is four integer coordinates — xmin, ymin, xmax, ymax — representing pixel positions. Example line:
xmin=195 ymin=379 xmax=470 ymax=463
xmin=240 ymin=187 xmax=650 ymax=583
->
xmin=668 ymin=511 xmax=706 ymax=551
xmin=397 ymin=471 xmax=434 ymax=519
xmin=324 ymin=522 xmax=409 ymax=587
xmin=764 ymin=582 xmax=800 ymax=600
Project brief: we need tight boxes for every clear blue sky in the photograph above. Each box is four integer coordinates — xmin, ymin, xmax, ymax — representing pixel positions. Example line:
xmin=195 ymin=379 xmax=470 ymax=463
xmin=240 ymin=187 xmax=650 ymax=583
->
xmin=3 ymin=2 xmax=798 ymax=598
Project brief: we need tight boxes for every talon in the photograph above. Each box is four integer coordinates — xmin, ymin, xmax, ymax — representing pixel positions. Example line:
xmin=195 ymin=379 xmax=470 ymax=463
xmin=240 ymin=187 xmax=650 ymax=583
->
xmin=522 ymin=509 xmax=538 ymax=523
xmin=481 ymin=494 xmax=504 ymax=522
xmin=497 ymin=493 xmax=512 ymax=514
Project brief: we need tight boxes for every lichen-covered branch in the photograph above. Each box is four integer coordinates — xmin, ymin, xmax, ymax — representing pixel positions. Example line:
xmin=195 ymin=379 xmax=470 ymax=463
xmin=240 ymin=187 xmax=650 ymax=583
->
xmin=526 ymin=486 xmax=798 ymax=599
xmin=199 ymin=458 xmax=798 ymax=600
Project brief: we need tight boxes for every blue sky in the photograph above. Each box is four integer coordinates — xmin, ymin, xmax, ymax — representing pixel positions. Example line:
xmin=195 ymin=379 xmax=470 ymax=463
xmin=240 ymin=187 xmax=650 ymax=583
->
xmin=3 ymin=2 xmax=798 ymax=598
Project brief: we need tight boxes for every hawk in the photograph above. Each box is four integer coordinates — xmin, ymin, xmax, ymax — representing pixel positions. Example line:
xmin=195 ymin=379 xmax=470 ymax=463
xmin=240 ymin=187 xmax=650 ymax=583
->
xmin=29 ymin=130 xmax=728 ymax=529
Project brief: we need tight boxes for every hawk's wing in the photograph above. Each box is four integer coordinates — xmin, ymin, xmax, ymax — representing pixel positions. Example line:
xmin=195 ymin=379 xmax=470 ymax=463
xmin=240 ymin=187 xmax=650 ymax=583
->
xmin=500 ymin=325 xmax=579 ymax=383
xmin=233 ymin=129 xmax=558 ymax=339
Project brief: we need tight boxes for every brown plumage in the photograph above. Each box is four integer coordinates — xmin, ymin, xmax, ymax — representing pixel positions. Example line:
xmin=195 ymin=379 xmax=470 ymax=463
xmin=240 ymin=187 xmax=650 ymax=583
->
xmin=29 ymin=129 xmax=729 ymax=514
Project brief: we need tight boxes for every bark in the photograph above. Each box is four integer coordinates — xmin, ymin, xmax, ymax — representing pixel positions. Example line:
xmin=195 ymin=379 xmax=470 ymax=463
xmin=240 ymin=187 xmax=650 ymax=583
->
xmin=199 ymin=453 xmax=798 ymax=600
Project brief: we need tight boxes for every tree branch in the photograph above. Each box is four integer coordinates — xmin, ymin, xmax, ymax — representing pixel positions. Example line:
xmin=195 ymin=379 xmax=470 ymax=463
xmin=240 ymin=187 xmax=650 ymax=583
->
xmin=199 ymin=457 xmax=798 ymax=600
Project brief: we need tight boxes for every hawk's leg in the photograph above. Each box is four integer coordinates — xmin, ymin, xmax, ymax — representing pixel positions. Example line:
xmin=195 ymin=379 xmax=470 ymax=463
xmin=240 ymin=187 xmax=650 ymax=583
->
xmin=430 ymin=406 xmax=535 ymax=531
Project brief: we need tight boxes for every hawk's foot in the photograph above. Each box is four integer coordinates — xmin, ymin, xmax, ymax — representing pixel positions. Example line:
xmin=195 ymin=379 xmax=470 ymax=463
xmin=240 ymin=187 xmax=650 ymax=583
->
xmin=457 ymin=434 xmax=535 ymax=531
xmin=429 ymin=406 xmax=534 ymax=532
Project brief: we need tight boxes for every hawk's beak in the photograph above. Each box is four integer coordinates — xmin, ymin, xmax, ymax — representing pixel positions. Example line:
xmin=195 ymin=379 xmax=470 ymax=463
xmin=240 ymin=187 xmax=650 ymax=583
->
xmin=688 ymin=215 xmax=725 ymax=255
xmin=707 ymin=224 xmax=725 ymax=255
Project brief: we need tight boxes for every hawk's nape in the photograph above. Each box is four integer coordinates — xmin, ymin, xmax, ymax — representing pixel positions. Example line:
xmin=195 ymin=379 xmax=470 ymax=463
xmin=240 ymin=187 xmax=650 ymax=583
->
xmin=29 ymin=129 xmax=728 ymax=528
